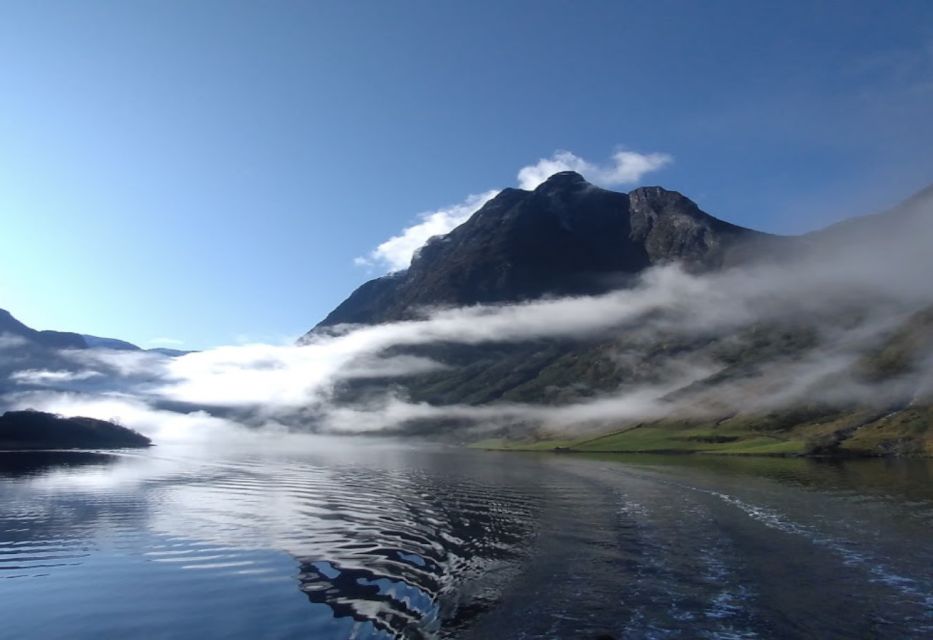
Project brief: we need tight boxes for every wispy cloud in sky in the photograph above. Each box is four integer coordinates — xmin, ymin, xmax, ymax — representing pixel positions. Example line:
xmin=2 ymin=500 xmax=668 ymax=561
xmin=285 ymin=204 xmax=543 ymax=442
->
xmin=355 ymin=191 xmax=500 ymax=272
xmin=357 ymin=148 xmax=673 ymax=272
xmin=516 ymin=149 xmax=673 ymax=190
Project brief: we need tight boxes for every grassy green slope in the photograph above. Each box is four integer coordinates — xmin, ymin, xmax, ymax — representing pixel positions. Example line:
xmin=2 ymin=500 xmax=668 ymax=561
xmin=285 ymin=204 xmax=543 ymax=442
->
xmin=474 ymin=406 xmax=933 ymax=457
xmin=472 ymin=306 xmax=933 ymax=457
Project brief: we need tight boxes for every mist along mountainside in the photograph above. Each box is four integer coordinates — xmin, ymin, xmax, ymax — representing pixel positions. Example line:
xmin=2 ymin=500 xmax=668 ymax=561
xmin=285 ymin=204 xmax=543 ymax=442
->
xmin=0 ymin=410 xmax=151 ymax=450
xmin=0 ymin=308 xmax=191 ymax=400
xmin=0 ymin=310 xmax=196 ymax=449
xmin=306 ymin=172 xmax=933 ymax=457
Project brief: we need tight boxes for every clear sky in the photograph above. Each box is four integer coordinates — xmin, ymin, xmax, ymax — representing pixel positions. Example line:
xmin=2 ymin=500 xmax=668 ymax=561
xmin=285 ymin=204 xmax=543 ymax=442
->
xmin=1 ymin=1 xmax=931 ymax=349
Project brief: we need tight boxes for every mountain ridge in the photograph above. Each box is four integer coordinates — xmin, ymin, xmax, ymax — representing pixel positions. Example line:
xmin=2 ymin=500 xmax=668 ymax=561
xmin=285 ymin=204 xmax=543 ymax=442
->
xmin=0 ymin=309 xmax=88 ymax=350
xmin=0 ymin=308 xmax=193 ymax=357
xmin=311 ymin=174 xmax=932 ymax=336
xmin=309 ymin=172 xmax=778 ymax=334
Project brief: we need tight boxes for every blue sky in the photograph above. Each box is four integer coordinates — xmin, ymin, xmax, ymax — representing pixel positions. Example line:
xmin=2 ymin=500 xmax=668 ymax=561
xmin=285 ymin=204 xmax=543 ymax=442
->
xmin=1 ymin=1 xmax=931 ymax=349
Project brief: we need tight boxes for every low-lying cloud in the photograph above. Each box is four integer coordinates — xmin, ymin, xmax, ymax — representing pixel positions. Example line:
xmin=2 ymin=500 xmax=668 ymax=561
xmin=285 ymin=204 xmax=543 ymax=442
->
xmin=0 ymin=334 xmax=29 ymax=350
xmin=11 ymin=369 xmax=103 ymax=384
xmin=7 ymin=390 xmax=266 ymax=445
xmin=7 ymin=265 xmax=929 ymax=440
xmin=4 ymin=180 xmax=930 ymax=444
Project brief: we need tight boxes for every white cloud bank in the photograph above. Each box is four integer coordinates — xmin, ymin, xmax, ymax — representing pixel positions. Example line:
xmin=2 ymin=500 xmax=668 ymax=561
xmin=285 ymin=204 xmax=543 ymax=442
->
xmin=357 ymin=147 xmax=673 ymax=272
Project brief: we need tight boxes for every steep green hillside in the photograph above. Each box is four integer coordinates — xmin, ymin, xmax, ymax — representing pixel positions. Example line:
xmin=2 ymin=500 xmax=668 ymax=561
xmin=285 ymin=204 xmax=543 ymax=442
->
xmin=473 ymin=308 xmax=933 ymax=457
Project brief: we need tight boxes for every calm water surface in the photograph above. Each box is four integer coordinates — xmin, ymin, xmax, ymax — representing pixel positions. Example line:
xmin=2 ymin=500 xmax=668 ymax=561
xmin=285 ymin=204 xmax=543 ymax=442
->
xmin=0 ymin=439 xmax=931 ymax=639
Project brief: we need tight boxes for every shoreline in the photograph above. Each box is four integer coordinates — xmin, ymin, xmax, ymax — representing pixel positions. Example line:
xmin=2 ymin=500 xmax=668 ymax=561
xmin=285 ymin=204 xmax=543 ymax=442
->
xmin=476 ymin=445 xmax=932 ymax=460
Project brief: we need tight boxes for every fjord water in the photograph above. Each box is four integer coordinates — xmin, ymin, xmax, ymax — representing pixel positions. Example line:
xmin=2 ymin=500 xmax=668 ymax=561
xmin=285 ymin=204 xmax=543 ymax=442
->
xmin=0 ymin=442 xmax=930 ymax=639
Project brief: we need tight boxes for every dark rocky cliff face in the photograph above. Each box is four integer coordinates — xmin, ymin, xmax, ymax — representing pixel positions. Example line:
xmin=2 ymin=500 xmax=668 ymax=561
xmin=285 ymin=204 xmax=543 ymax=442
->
xmin=311 ymin=172 xmax=772 ymax=332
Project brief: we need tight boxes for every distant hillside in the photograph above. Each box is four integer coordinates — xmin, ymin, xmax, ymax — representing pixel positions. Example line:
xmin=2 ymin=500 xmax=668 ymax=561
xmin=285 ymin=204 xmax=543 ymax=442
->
xmin=0 ymin=308 xmax=198 ymax=358
xmin=0 ymin=309 xmax=190 ymax=401
xmin=0 ymin=308 xmax=147 ymax=352
xmin=0 ymin=309 xmax=87 ymax=349
xmin=81 ymin=335 xmax=140 ymax=351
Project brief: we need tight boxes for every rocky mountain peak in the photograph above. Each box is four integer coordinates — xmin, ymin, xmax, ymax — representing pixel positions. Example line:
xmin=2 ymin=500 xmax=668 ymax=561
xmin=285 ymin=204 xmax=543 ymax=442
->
xmin=533 ymin=170 xmax=591 ymax=191
xmin=308 ymin=178 xmax=771 ymax=333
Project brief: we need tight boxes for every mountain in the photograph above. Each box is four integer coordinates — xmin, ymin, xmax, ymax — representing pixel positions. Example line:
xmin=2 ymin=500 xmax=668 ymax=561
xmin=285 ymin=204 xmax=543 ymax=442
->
xmin=307 ymin=174 xmax=933 ymax=456
xmin=0 ymin=309 xmax=88 ymax=350
xmin=808 ymin=183 xmax=933 ymax=242
xmin=0 ymin=309 xmax=193 ymax=356
xmin=0 ymin=309 xmax=147 ymax=352
xmin=311 ymin=173 xmax=778 ymax=331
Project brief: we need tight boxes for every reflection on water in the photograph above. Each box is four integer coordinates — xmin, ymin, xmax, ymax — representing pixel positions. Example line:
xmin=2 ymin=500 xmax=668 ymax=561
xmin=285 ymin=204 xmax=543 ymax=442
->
xmin=0 ymin=440 xmax=931 ymax=639
xmin=0 ymin=451 xmax=117 ymax=477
